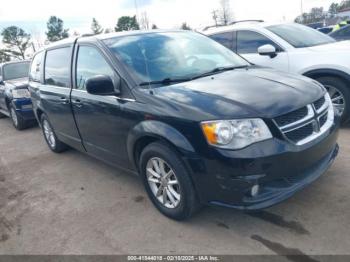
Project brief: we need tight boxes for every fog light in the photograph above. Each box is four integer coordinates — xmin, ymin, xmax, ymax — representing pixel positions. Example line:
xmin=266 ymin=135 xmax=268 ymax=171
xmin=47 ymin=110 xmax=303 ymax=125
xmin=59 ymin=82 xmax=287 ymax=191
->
xmin=251 ymin=185 xmax=259 ymax=197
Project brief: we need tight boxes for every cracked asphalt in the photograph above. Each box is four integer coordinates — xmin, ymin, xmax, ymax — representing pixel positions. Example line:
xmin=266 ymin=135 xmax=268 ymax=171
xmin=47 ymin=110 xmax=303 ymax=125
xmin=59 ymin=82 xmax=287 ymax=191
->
xmin=0 ymin=117 xmax=349 ymax=256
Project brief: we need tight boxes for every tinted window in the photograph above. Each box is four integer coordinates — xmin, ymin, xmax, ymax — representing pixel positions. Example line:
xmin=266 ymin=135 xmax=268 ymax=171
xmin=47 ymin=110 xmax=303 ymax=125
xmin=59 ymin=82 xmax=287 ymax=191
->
xmin=30 ymin=52 xmax=43 ymax=82
xmin=76 ymin=46 xmax=116 ymax=90
xmin=210 ymin=32 xmax=233 ymax=50
xmin=237 ymin=30 xmax=280 ymax=54
xmin=267 ymin=24 xmax=335 ymax=48
xmin=331 ymin=26 xmax=350 ymax=38
xmin=45 ymin=47 xmax=71 ymax=87
xmin=3 ymin=62 xmax=30 ymax=80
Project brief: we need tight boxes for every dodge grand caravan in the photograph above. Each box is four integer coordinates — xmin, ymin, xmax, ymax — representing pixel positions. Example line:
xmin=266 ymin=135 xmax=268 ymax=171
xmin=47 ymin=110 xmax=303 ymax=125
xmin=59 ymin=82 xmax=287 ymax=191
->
xmin=29 ymin=31 xmax=339 ymax=220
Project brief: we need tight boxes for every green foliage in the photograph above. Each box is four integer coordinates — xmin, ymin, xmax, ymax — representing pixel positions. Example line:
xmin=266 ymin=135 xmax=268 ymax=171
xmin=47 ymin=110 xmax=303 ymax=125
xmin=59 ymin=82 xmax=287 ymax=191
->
xmin=1 ymin=26 xmax=31 ymax=60
xmin=0 ymin=49 xmax=11 ymax=63
xmin=339 ymin=0 xmax=350 ymax=10
xmin=329 ymin=3 xmax=340 ymax=16
xmin=180 ymin=22 xmax=191 ymax=30
xmin=115 ymin=16 xmax=140 ymax=32
xmin=46 ymin=16 xmax=69 ymax=42
xmin=295 ymin=7 xmax=326 ymax=24
xmin=91 ymin=18 xmax=103 ymax=35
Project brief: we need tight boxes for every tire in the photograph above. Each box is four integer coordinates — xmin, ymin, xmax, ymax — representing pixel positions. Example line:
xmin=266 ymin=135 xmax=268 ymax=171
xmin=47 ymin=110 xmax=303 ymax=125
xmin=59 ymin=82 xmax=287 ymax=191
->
xmin=139 ymin=142 xmax=201 ymax=220
xmin=9 ymin=104 xmax=27 ymax=130
xmin=40 ymin=114 xmax=68 ymax=153
xmin=316 ymin=76 xmax=350 ymax=124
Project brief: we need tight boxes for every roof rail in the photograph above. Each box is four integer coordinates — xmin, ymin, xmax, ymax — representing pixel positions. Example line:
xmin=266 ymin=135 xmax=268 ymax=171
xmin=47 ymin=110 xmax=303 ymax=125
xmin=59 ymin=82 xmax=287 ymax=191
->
xmin=229 ymin=20 xmax=264 ymax=25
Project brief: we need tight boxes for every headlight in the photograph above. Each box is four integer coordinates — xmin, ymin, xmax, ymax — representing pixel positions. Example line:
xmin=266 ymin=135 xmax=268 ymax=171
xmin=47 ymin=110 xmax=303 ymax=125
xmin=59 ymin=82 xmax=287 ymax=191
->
xmin=12 ymin=89 xmax=30 ymax=99
xmin=201 ymin=119 xmax=272 ymax=149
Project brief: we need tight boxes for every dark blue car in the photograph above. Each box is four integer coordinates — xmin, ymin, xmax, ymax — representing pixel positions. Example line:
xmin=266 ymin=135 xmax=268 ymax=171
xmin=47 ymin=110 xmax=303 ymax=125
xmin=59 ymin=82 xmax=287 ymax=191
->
xmin=0 ymin=60 xmax=36 ymax=130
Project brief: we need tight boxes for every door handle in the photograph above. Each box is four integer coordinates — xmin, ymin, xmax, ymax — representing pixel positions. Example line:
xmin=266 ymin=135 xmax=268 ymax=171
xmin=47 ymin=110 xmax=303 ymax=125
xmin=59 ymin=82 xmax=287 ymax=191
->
xmin=60 ymin=97 xmax=69 ymax=104
xmin=72 ymin=99 xmax=83 ymax=108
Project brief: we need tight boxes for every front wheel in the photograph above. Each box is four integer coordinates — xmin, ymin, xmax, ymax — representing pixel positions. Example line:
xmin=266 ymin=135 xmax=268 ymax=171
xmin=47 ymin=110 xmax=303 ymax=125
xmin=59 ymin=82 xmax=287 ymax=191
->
xmin=316 ymin=76 xmax=350 ymax=124
xmin=41 ymin=114 xmax=68 ymax=153
xmin=139 ymin=142 xmax=201 ymax=220
xmin=9 ymin=104 xmax=27 ymax=130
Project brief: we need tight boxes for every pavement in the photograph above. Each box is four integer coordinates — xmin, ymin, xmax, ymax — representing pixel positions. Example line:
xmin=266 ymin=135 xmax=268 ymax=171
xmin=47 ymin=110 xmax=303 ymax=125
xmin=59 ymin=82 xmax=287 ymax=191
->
xmin=0 ymin=117 xmax=349 ymax=256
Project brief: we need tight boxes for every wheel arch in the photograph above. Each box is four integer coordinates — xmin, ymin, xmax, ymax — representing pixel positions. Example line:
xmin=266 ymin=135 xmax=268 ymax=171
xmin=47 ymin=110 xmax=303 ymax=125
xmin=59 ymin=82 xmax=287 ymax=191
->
xmin=127 ymin=120 xmax=196 ymax=171
xmin=303 ymin=68 xmax=350 ymax=86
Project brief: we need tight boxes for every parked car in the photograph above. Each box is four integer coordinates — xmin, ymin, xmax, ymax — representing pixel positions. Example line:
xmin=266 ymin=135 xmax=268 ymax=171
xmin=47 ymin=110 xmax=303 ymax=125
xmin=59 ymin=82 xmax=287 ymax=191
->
xmin=317 ymin=26 xmax=334 ymax=34
xmin=329 ymin=24 xmax=350 ymax=41
xmin=29 ymin=31 xmax=339 ymax=220
xmin=0 ymin=60 xmax=36 ymax=130
xmin=204 ymin=21 xmax=350 ymax=123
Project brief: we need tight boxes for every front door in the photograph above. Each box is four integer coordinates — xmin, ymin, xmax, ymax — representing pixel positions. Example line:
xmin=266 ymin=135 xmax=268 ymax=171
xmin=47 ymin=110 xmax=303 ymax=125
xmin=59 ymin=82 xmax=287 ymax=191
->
xmin=236 ymin=30 xmax=290 ymax=72
xmin=71 ymin=44 xmax=129 ymax=167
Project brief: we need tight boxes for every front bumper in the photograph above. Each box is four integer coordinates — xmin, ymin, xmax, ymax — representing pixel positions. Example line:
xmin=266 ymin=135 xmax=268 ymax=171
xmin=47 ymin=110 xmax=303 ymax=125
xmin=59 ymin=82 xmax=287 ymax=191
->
xmin=187 ymin=119 xmax=339 ymax=210
xmin=12 ymin=98 xmax=36 ymax=121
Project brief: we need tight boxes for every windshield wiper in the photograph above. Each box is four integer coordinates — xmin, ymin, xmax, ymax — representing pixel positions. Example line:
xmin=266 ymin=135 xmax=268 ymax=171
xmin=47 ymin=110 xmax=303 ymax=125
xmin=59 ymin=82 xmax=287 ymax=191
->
xmin=139 ymin=77 xmax=191 ymax=86
xmin=191 ymin=65 xmax=249 ymax=80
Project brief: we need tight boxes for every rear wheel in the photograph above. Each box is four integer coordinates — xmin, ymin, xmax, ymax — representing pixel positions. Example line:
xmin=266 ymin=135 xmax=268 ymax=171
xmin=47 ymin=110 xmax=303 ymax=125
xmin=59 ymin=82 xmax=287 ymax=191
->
xmin=316 ymin=76 xmax=350 ymax=124
xmin=139 ymin=142 xmax=200 ymax=220
xmin=9 ymin=104 xmax=27 ymax=130
xmin=41 ymin=114 xmax=68 ymax=153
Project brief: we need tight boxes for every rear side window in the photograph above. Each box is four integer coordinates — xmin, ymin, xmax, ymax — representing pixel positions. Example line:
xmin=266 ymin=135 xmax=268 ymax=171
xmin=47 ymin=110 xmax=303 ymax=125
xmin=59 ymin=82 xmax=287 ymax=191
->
xmin=44 ymin=47 xmax=71 ymax=87
xmin=30 ymin=52 xmax=43 ymax=82
xmin=75 ymin=46 xmax=116 ymax=90
xmin=237 ymin=30 xmax=280 ymax=54
xmin=210 ymin=32 xmax=234 ymax=50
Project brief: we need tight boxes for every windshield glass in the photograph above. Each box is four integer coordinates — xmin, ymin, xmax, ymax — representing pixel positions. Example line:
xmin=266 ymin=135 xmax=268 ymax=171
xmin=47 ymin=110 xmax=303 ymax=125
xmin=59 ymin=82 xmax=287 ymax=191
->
xmin=267 ymin=24 xmax=335 ymax=48
xmin=3 ymin=62 xmax=30 ymax=80
xmin=103 ymin=31 xmax=249 ymax=84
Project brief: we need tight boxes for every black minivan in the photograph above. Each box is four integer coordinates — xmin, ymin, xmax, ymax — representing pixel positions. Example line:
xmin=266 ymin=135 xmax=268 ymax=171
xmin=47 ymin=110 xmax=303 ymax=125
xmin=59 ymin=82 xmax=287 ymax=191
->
xmin=29 ymin=30 xmax=339 ymax=220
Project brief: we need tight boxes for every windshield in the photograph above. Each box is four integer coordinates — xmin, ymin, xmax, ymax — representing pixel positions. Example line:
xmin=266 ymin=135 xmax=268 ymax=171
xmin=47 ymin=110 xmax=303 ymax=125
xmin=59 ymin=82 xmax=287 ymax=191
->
xmin=3 ymin=62 xmax=30 ymax=81
xmin=103 ymin=31 xmax=249 ymax=85
xmin=267 ymin=24 xmax=335 ymax=48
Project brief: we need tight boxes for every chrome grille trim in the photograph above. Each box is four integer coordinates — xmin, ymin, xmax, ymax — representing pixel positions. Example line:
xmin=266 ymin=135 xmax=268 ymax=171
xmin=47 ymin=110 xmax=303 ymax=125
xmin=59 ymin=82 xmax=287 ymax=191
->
xmin=274 ymin=94 xmax=334 ymax=146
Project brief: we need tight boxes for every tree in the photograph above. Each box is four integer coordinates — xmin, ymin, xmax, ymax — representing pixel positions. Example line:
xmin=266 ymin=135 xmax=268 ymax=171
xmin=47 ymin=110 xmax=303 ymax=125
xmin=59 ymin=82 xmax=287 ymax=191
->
xmin=218 ymin=0 xmax=233 ymax=25
xmin=295 ymin=7 xmax=326 ymax=24
xmin=0 ymin=49 xmax=11 ymax=63
xmin=91 ymin=18 xmax=103 ymax=35
xmin=140 ymin=12 xmax=150 ymax=30
xmin=152 ymin=24 xmax=158 ymax=29
xmin=46 ymin=16 xmax=69 ymax=42
xmin=180 ymin=22 xmax=191 ymax=30
xmin=329 ymin=3 xmax=340 ymax=17
xmin=339 ymin=0 xmax=350 ymax=10
xmin=1 ymin=26 xmax=31 ymax=60
xmin=115 ymin=16 xmax=140 ymax=32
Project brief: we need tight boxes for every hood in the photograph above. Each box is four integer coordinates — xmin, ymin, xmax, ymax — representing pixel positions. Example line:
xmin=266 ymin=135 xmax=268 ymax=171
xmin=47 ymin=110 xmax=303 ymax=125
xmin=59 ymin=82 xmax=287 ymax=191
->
xmin=152 ymin=67 xmax=324 ymax=120
xmin=4 ymin=78 xmax=29 ymax=90
xmin=306 ymin=40 xmax=350 ymax=52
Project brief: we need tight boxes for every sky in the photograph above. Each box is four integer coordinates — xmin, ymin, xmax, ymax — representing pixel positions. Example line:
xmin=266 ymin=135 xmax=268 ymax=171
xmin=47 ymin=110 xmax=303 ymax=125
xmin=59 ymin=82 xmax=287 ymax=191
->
xmin=0 ymin=0 xmax=343 ymax=41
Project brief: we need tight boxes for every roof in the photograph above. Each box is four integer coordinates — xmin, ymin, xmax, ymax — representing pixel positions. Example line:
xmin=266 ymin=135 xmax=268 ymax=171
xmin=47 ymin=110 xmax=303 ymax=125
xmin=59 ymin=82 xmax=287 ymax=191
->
xmin=338 ymin=7 xmax=350 ymax=13
xmin=201 ymin=21 xmax=286 ymax=35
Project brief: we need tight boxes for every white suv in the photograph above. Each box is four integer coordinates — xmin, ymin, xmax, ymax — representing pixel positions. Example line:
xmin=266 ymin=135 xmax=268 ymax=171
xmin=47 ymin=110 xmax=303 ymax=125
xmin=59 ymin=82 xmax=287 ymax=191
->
xmin=203 ymin=21 xmax=350 ymax=123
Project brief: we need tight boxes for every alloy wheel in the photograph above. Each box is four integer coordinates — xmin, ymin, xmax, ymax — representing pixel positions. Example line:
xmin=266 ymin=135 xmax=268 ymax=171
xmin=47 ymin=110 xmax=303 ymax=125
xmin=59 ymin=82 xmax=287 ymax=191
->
xmin=325 ymin=85 xmax=346 ymax=116
xmin=146 ymin=157 xmax=181 ymax=209
xmin=43 ymin=120 xmax=56 ymax=148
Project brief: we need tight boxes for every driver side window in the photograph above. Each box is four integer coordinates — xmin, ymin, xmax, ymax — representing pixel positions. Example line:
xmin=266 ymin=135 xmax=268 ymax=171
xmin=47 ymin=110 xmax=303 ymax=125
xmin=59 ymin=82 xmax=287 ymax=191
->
xmin=237 ymin=30 xmax=281 ymax=54
xmin=76 ymin=46 xmax=116 ymax=90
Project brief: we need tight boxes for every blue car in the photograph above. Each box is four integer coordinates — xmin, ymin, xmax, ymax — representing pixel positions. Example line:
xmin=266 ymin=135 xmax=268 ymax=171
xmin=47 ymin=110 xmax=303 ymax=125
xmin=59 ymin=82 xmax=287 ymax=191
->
xmin=0 ymin=60 xmax=36 ymax=130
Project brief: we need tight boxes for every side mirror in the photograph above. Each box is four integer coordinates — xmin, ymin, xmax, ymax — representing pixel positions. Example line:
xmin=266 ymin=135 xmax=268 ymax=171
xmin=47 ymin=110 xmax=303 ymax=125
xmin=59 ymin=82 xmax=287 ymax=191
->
xmin=86 ymin=75 xmax=120 ymax=96
xmin=258 ymin=44 xmax=277 ymax=58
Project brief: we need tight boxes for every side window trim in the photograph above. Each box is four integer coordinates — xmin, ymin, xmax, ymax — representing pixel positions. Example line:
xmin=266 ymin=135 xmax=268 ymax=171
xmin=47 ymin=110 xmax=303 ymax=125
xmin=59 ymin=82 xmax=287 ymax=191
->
xmin=73 ymin=43 xmax=119 ymax=91
xmin=29 ymin=51 xmax=44 ymax=83
xmin=237 ymin=29 xmax=285 ymax=54
xmin=44 ymin=45 xmax=73 ymax=88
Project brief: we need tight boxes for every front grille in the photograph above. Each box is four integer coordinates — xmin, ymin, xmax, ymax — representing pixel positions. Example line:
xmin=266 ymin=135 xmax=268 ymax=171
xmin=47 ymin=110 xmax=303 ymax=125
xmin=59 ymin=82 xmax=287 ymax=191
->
xmin=273 ymin=95 xmax=331 ymax=145
xmin=313 ymin=96 xmax=326 ymax=111
xmin=284 ymin=123 xmax=314 ymax=143
xmin=274 ymin=107 xmax=308 ymax=127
